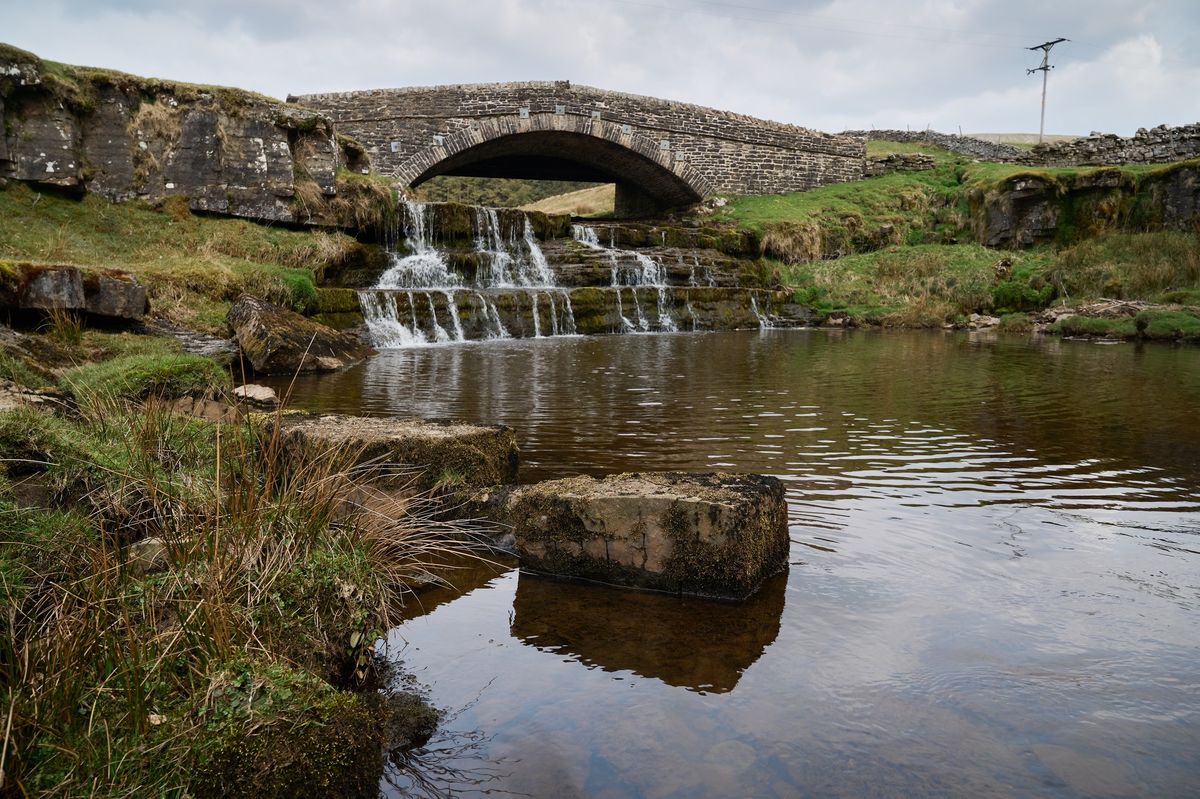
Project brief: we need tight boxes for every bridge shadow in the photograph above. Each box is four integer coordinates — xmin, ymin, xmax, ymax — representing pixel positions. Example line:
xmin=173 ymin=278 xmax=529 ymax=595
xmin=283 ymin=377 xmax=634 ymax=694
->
xmin=510 ymin=570 xmax=787 ymax=693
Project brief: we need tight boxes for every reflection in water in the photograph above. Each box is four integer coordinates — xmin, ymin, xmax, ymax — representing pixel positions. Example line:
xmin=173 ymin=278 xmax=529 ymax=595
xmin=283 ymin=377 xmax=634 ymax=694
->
xmin=275 ymin=331 xmax=1200 ymax=798
xmin=511 ymin=571 xmax=786 ymax=693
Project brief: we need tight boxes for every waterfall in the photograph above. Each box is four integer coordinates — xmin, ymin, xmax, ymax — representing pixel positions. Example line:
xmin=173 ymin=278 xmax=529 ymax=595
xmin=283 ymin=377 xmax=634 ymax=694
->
xmin=573 ymin=225 xmax=678 ymax=332
xmin=373 ymin=200 xmax=461 ymax=288
xmin=358 ymin=200 xmax=576 ymax=347
xmin=750 ymin=294 xmax=774 ymax=329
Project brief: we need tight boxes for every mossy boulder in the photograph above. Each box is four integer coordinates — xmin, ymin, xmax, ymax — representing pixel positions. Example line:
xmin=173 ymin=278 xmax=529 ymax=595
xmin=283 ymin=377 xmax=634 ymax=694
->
xmin=503 ymin=472 xmax=789 ymax=600
xmin=227 ymin=295 xmax=372 ymax=374
xmin=275 ymin=413 xmax=519 ymax=495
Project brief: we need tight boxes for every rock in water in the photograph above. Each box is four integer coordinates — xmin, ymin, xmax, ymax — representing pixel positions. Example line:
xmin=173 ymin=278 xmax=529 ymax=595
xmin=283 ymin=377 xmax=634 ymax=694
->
xmin=233 ymin=383 xmax=279 ymax=406
xmin=505 ymin=472 xmax=789 ymax=600
xmin=275 ymin=413 xmax=519 ymax=495
xmin=227 ymin=295 xmax=372 ymax=374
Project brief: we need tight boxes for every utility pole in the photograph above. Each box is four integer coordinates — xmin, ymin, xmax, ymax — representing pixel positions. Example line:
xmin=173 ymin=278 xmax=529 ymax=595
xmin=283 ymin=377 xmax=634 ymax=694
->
xmin=1027 ymin=38 xmax=1068 ymax=143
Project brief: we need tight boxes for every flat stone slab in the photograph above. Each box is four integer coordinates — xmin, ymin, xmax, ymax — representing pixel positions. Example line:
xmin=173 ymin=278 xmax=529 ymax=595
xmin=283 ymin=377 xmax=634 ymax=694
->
xmin=505 ymin=472 xmax=789 ymax=601
xmin=277 ymin=413 xmax=519 ymax=494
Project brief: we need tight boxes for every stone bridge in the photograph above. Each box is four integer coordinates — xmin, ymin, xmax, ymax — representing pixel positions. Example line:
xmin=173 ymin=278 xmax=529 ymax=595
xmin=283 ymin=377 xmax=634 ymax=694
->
xmin=290 ymin=82 xmax=865 ymax=216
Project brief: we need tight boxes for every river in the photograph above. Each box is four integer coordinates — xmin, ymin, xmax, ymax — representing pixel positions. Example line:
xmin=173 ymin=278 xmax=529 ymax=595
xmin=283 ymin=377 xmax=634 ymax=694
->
xmin=271 ymin=329 xmax=1200 ymax=798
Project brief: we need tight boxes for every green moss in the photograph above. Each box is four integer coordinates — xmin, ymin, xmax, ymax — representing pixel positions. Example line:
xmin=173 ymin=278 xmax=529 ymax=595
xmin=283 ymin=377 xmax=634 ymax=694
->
xmin=1052 ymin=315 xmax=1137 ymax=338
xmin=193 ymin=660 xmax=396 ymax=799
xmin=62 ymin=352 xmax=230 ymax=401
xmin=997 ymin=312 xmax=1033 ymax=332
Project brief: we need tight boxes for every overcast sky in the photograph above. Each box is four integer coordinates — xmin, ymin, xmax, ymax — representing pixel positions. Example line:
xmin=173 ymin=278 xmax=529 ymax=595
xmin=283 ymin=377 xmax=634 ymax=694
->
xmin=3 ymin=0 xmax=1198 ymax=136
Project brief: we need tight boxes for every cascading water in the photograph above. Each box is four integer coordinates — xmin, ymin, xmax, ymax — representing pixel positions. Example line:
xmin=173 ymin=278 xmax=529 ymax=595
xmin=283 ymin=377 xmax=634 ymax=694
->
xmin=572 ymin=225 xmax=678 ymax=332
xmin=359 ymin=200 xmax=577 ymax=347
xmin=750 ymin=293 xmax=774 ymax=329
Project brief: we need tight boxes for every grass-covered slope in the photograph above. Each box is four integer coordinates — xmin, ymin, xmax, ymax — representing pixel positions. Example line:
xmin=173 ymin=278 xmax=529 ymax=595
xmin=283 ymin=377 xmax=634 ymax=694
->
xmin=706 ymin=141 xmax=1200 ymax=330
xmin=0 ymin=182 xmax=366 ymax=332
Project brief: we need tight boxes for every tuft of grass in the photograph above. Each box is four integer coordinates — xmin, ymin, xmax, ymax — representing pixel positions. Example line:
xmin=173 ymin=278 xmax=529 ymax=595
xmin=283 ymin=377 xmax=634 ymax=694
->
xmin=997 ymin=312 xmax=1033 ymax=332
xmin=61 ymin=352 xmax=230 ymax=403
xmin=41 ymin=307 xmax=84 ymax=346
xmin=1051 ymin=315 xmax=1137 ymax=338
xmin=0 ymin=393 xmax=493 ymax=795
xmin=1046 ymin=231 xmax=1200 ymax=302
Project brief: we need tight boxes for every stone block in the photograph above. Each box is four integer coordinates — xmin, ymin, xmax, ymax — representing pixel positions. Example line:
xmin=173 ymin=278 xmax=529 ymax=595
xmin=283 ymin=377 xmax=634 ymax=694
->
xmin=83 ymin=271 xmax=147 ymax=320
xmin=276 ymin=413 xmax=519 ymax=494
xmin=19 ymin=266 xmax=85 ymax=310
xmin=505 ymin=472 xmax=789 ymax=600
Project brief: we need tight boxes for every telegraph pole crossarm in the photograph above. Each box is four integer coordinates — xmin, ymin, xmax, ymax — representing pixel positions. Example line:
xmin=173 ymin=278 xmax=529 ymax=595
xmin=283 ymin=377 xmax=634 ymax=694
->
xmin=1027 ymin=38 xmax=1069 ymax=144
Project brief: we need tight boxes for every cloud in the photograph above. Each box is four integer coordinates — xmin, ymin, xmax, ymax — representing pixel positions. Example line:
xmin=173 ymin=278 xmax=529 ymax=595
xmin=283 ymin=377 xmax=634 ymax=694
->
xmin=2 ymin=0 xmax=1198 ymax=135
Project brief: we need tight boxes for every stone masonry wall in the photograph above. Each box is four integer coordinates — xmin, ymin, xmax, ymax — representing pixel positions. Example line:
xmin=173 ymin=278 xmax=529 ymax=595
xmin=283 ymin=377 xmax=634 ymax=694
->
xmin=842 ymin=129 xmax=1026 ymax=161
xmin=290 ymin=82 xmax=865 ymax=196
xmin=846 ymin=124 xmax=1200 ymax=168
xmin=1025 ymin=123 xmax=1200 ymax=167
xmin=0 ymin=44 xmax=353 ymax=225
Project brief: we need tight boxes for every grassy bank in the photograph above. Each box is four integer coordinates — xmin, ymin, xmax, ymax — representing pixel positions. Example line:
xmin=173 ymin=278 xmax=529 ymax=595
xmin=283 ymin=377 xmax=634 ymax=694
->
xmin=0 ymin=182 xmax=362 ymax=333
xmin=0 ymin=388 xmax=479 ymax=795
xmin=773 ymin=231 xmax=1200 ymax=327
xmin=704 ymin=141 xmax=1200 ymax=329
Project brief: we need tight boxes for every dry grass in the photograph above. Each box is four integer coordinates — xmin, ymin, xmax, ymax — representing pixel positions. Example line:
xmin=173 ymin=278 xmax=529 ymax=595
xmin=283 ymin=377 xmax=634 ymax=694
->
xmin=521 ymin=184 xmax=615 ymax=217
xmin=0 ymin=392 xmax=498 ymax=795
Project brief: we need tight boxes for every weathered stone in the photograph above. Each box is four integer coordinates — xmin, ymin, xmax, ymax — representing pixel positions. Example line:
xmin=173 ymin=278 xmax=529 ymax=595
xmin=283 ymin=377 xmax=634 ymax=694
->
xmin=227 ymin=295 xmax=372 ymax=374
xmin=0 ymin=379 xmax=50 ymax=412
xmin=126 ymin=537 xmax=169 ymax=575
xmin=148 ymin=396 xmax=243 ymax=424
xmin=1 ymin=47 xmax=366 ymax=226
xmin=83 ymin=271 xmax=147 ymax=320
xmin=233 ymin=383 xmax=279 ymax=406
xmin=20 ymin=266 xmax=85 ymax=310
xmin=503 ymin=471 xmax=789 ymax=600
xmin=276 ymin=413 xmax=519 ymax=494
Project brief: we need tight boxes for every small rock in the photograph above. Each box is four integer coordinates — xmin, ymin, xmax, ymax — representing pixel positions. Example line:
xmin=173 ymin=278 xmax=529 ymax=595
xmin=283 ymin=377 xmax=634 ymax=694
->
xmin=233 ymin=383 xmax=278 ymax=406
xmin=127 ymin=537 xmax=169 ymax=575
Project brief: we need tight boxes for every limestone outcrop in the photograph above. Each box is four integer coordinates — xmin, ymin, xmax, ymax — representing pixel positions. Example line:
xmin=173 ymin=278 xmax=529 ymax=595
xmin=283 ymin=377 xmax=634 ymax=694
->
xmin=502 ymin=472 xmax=789 ymax=600
xmin=0 ymin=262 xmax=147 ymax=321
xmin=971 ymin=163 xmax=1200 ymax=248
xmin=227 ymin=295 xmax=371 ymax=374
xmin=275 ymin=413 xmax=519 ymax=495
xmin=0 ymin=43 xmax=374 ymax=226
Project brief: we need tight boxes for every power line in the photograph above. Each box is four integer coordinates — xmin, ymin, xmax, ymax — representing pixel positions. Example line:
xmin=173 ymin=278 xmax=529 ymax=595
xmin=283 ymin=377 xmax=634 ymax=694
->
xmin=1026 ymin=38 xmax=1069 ymax=143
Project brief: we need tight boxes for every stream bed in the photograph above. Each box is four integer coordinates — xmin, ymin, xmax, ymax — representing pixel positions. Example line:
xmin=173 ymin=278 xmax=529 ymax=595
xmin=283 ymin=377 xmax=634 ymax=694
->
xmin=270 ymin=329 xmax=1200 ymax=798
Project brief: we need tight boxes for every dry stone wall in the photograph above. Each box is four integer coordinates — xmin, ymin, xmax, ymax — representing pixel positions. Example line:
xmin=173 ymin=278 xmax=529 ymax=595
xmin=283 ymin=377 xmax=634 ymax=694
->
xmin=843 ymin=129 xmax=1026 ymax=161
xmin=1026 ymin=123 xmax=1200 ymax=166
xmin=291 ymin=82 xmax=865 ymax=197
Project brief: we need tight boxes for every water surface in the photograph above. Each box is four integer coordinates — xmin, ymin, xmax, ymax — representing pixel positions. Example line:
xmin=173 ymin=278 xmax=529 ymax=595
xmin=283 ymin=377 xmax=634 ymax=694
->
xmin=273 ymin=330 xmax=1200 ymax=798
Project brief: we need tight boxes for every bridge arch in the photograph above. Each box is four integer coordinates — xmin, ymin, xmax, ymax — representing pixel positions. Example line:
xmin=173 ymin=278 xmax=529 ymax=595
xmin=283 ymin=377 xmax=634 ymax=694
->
xmin=394 ymin=113 xmax=714 ymax=217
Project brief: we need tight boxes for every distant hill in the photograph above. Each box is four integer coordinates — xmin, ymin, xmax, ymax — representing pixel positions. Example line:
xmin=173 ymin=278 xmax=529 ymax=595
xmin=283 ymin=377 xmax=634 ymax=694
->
xmin=413 ymin=176 xmax=600 ymax=207
xmin=521 ymin=184 xmax=615 ymax=217
xmin=967 ymin=133 xmax=1078 ymax=145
